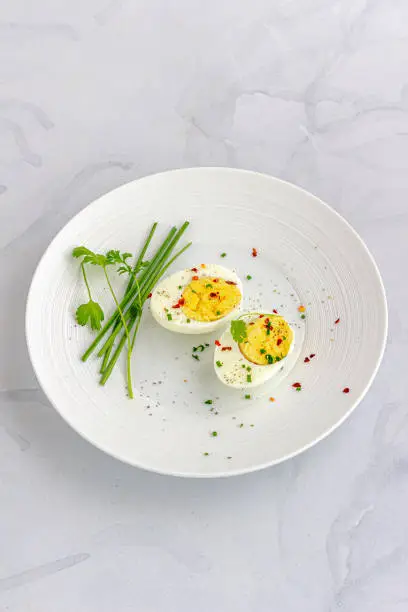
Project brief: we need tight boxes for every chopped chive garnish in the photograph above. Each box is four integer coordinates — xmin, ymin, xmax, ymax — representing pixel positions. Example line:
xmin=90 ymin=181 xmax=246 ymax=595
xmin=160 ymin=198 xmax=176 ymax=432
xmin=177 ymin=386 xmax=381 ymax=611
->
xmin=211 ymin=431 xmax=218 ymax=437
xmin=296 ymin=386 xmax=301 ymax=392
xmin=187 ymin=318 xmax=191 ymax=323
xmin=244 ymin=394 xmax=251 ymax=399
xmin=260 ymin=348 xmax=266 ymax=354
xmin=192 ymin=354 xmax=200 ymax=361
xmin=283 ymin=336 xmax=287 ymax=340
xmin=246 ymin=366 xmax=251 ymax=372
xmin=276 ymin=356 xmax=281 ymax=362
xmin=178 ymin=285 xmax=182 ymax=290
xmin=239 ymin=423 xmax=244 ymax=428
xmin=216 ymin=360 xmax=223 ymax=367
xmin=241 ymin=364 xmax=246 ymax=369
xmin=167 ymin=313 xmax=172 ymax=321
xmin=216 ymin=310 xmax=221 ymax=315
xmin=193 ymin=344 xmax=206 ymax=352
xmin=205 ymin=343 xmax=209 ymax=347
xmin=246 ymin=275 xmax=252 ymax=280
xmin=220 ymin=252 xmax=227 ymax=258
xmin=206 ymin=283 xmax=213 ymax=288
xmin=203 ymin=452 xmax=209 ymax=456
xmin=266 ymin=328 xmax=271 ymax=335
xmin=204 ymin=399 xmax=213 ymax=405
xmin=266 ymin=354 xmax=274 ymax=364
xmin=301 ymin=314 xmax=306 ymax=319
xmin=247 ymin=374 xmax=252 ymax=383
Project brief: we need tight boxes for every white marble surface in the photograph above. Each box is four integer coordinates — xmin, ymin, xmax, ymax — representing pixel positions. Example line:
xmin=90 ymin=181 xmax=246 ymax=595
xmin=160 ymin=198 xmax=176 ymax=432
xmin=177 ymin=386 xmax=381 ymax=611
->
xmin=0 ymin=1 xmax=407 ymax=610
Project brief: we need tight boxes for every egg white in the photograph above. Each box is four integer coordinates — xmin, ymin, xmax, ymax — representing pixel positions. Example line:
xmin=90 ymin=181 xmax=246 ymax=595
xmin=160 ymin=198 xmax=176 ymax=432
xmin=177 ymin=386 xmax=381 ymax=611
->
xmin=214 ymin=314 xmax=295 ymax=389
xmin=150 ymin=264 xmax=243 ymax=335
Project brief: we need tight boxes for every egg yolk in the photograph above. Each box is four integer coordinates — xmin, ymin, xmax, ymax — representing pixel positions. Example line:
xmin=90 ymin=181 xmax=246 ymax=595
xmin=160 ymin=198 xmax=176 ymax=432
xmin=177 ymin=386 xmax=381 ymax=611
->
xmin=239 ymin=315 xmax=293 ymax=365
xmin=181 ymin=277 xmax=241 ymax=322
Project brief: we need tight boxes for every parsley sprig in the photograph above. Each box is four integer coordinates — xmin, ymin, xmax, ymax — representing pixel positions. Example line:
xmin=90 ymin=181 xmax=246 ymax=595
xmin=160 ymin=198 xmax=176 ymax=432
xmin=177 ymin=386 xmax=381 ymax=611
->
xmin=73 ymin=222 xmax=191 ymax=398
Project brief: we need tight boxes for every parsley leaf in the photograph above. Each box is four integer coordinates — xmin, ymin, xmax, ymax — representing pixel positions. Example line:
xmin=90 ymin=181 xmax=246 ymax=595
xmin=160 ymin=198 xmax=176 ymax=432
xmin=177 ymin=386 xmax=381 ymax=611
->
xmin=230 ymin=319 xmax=247 ymax=343
xmin=76 ymin=300 xmax=104 ymax=331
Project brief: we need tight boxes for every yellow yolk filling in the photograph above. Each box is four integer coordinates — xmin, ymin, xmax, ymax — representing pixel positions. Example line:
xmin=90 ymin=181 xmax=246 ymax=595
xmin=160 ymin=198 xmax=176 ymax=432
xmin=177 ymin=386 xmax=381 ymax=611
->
xmin=239 ymin=315 xmax=293 ymax=365
xmin=181 ymin=276 xmax=241 ymax=322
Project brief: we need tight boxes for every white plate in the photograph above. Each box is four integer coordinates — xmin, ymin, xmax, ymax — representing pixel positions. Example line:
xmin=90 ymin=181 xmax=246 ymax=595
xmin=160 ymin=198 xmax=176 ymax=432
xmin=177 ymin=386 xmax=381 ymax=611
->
xmin=26 ymin=168 xmax=387 ymax=477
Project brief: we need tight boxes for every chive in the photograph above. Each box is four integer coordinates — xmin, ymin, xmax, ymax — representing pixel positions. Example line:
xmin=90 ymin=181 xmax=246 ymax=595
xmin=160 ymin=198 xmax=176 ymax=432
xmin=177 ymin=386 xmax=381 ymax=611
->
xmin=204 ymin=399 xmax=213 ymax=405
xmin=296 ymin=386 xmax=301 ymax=392
xmin=246 ymin=275 xmax=252 ymax=280
xmin=216 ymin=310 xmax=221 ymax=315
xmin=203 ymin=452 xmax=209 ymax=456
xmin=239 ymin=423 xmax=244 ymax=428
xmin=205 ymin=283 xmax=213 ymax=288
xmin=246 ymin=366 xmax=251 ymax=372
xmin=187 ymin=318 xmax=191 ymax=323
xmin=276 ymin=356 xmax=281 ymax=361
xmin=260 ymin=348 xmax=266 ymax=354
xmin=241 ymin=364 xmax=246 ymax=369
xmin=266 ymin=354 xmax=274 ymax=364
xmin=216 ymin=360 xmax=223 ymax=367
xmin=220 ymin=252 xmax=227 ymax=258
xmin=205 ymin=343 xmax=209 ymax=347
xmin=211 ymin=431 xmax=218 ymax=437
xmin=246 ymin=374 xmax=252 ymax=383
xmin=83 ymin=225 xmax=182 ymax=361
xmin=301 ymin=314 xmax=306 ymax=319
xmin=167 ymin=313 xmax=172 ymax=321
xmin=192 ymin=354 xmax=199 ymax=361
xmin=178 ymin=285 xmax=182 ymax=290
xmin=245 ymin=394 xmax=251 ymax=399
xmin=99 ymin=233 xmax=192 ymax=383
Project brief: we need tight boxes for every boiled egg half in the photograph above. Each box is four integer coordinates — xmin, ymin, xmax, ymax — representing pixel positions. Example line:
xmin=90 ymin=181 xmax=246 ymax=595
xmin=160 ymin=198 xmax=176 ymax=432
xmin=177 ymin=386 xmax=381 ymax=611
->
xmin=214 ymin=312 xmax=294 ymax=388
xmin=150 ymin=264 xmax=243 ymax=334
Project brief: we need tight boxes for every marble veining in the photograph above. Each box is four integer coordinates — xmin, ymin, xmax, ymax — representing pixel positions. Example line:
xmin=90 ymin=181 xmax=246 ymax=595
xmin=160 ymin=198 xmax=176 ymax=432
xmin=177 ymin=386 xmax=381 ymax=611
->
xmin=0 ymin=1 xmax=407 ymax=610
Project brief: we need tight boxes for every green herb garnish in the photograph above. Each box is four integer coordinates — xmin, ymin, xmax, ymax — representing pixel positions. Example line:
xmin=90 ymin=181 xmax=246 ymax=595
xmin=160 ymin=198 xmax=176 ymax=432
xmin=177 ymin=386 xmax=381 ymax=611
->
xmin=216 ymin=360 xmax=223 ymax=368
xmin=167 ymin=313 xmax=173 ymax=321
xmin=246 ymin=275 xmax=252 ymax=280
xmin=246 ymin=374 xmax=252 ymax=383
xmin=211 ymin=431 xmax=218 ymax=437
xmin=260 ymin=348 xmax=266 ymax=355
xmin=204 ymin=399 xmax=213 ymax=405
xmin=220 ymin=252 xmax=227 ymax=258
xmin=301 ymin=314 xmax=306 ymax=319
xmin=231 ymin=319 xmax=247 ymax=343
xmin=77 ymin=222 xmax=192 ymax=398
xmin=266 ymin=354 xmax=274 ymax=364
xmin=245 ymin=394 xmax=251 ymax=399
xmin=192 ymin=354 xmax=200 ymax=361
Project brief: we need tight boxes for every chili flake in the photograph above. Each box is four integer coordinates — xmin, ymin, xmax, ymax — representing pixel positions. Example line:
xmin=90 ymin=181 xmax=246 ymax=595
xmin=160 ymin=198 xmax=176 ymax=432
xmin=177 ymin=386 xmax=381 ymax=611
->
xmin=191 ymin=267 xmax=198 ymax=272
xmin=273 ymin=309 xmax=278 ymax=314
xmin=277 ymin=338 xmax=282 ymax=346
xmin=269 ymin=397 xmax=275 ymax=402
xmin=147 ymin=292 xmax=152 ymax=298
xmin=310 ymin=353 xmax=316 ymax=359
xmin=212 ymin=278 xmax=219 ymax=283
xmin=200 ymin=263 xmax=206 ymax=268
xmin=252 ymin=248 xmax=258 ymax=257
xmin=192 ymin=275 xmax=199 ymax=281
xmin=335 ymin=318 xmax=340 ymax=324
xmin=292 ymin=382 xmax=302 ymax=388
xmin=221 ymin=346 xmax=232 ymax=351
xmin=343 ymin=387 xmax=350 ymax=394
xmin=304 ymin=357 xmax=310 ymax=363
xmin=226 ymin=280 xmax=237 ymax=285
xmin=298 ymin=305 xmax=306 ymax=312
xmin=209 ymin=292 xmax=218 ymax=298
xmin=215 ymin=340 xmax=221 ymax=346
